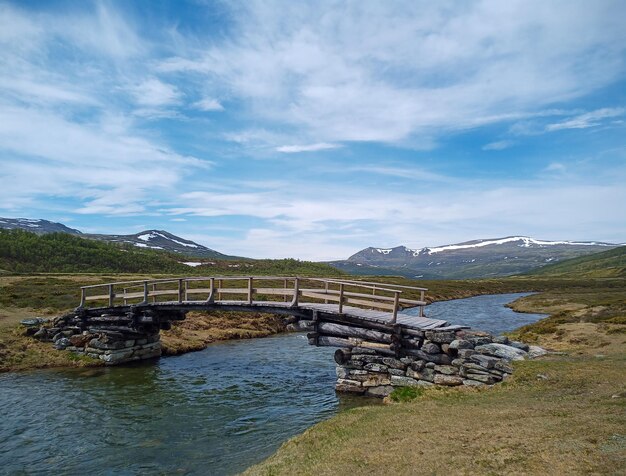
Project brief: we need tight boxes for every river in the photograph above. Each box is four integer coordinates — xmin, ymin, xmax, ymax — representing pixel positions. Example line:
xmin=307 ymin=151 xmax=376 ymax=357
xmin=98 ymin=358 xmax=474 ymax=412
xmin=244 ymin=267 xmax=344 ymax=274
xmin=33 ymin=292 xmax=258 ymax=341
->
xmin=0 ymin=292 xmax=546 ymax=475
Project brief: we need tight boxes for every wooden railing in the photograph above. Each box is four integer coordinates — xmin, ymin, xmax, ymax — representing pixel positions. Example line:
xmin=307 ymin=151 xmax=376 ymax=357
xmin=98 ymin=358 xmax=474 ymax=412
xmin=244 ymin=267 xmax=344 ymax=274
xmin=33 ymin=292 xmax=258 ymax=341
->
xmin=78 ymin=277 xmax=428 ymax=323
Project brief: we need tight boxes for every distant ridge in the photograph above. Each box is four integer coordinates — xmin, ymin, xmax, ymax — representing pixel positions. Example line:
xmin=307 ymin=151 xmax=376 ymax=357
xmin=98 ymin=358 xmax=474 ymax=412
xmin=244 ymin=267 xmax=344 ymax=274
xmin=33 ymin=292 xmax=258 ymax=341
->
xmin=329 ymin=236 xmax=622 ymax=279
xmin=0 ymin=217 xmax=233 ymax=259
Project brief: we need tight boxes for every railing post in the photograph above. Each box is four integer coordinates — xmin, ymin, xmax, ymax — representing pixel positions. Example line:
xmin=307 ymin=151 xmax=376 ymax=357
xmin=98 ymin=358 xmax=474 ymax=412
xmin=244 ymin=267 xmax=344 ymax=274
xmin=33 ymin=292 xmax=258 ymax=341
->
xmin=143 ymin=281 xmax=149 ymax=304
xmin=248 ymin=277 xmax=253 ymax=304
xmin=80 ymin=288 xmax=86 ymax=308
xmin=420 ymin=290 xmax=425 ymax=317
xmin=392 ymin=291 xmax=400 ymax=324
xmin=290 ymin=277 xmax=300 ymax=307
xmin=184 ymin=279 xmax=189 ymax=302
xmin=283 ymin=279 xmax=288 ymax=302
xmin=207 ymin=277 xmax=215 ymax=303
xmin=178 ymin=279 xmax=183 ymax=303
xmin=338 ymin=283 xmax=344 ymax=314
xmin=123 ymin=288 xmax=128 ymax=306
xmin=371 ymin=284 xmax=376 ymax=309
xmin=151 ymin=283 xmax=156 ymax=303
xmin=108 ymin=284 xmax=114 ymax=307
xmin=218 ymin=279 xmax=222 ymax=301
xmin=324 ymin=281 xmax=329 ymax=304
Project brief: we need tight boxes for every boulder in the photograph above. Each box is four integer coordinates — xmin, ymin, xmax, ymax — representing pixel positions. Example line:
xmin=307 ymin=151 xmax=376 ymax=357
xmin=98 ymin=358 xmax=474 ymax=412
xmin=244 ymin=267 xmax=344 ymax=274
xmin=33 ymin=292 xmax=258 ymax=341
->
xmin=421 ymin=342 xmax=441 ymax=354
xmin=365 ymin=386 xmax=394 ymax=398
xmin=493 ymin=335 xmax=509 ymax=345
xmin=390 ymin=375 xmax=420 ymax=387
xmin=434 ymin=374 xmax=463 ymax=386
xmin=33 ymin=328 xmax=49 ymax=340
xmin=425 ymin=331 xmax=456 ymax=344
xmin=53 ymin=337 xmax=71 ymax=350
xmin=363 ymin=363 xmax=388 ymax=373
xmin=409 ymin=350 xmax=451 ymax=365
xmin=508 ymin=341 xmax=530 ymax=352
xmin=457 ymin=349 xmax=476 ymax=359
xmin=470 ymin=354 xmax=500 ymax=369
xmin=382 ymin=357 xmax=407 ymax=369
xmin=463 ymin=372 xmax=500 ymax=384
xmin=69 ymin=334 xmax=93 ymax=347
xmin=449 ymin=339 xmax=474 ymax=350
xmin=475 ymin=343 xmax=527 ymax=361
xmin=433 ymin=365 xmax=458 ymax=375
xmin=462 ymin=379 xmax=487 ymax=387
xmin=527 ymin=346 xmax=548 ymax=358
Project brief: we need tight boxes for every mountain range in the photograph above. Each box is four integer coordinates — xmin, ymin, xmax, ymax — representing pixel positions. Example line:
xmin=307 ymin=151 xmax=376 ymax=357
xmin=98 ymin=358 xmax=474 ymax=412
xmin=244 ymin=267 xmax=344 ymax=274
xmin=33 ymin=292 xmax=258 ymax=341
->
xmin=1 ymin=218 xmax=622 ymax=278
xmin=328 ymin=236 xmax=623 ymax=279
xmin=0 ymin=218 xmax=229 ymax=259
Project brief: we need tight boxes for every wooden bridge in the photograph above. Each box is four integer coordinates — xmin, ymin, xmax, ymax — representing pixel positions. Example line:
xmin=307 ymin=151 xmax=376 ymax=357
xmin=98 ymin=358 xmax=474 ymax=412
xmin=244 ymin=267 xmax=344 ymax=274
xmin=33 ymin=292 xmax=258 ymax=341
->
xmin=77 ymin=276 xmax=449 ymax=331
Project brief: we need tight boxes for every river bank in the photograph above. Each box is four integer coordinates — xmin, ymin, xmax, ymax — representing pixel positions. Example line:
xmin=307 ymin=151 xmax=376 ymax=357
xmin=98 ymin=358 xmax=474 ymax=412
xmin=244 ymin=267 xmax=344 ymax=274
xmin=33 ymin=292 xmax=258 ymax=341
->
xmin=245 ymin=281 xmax=626 ymax=475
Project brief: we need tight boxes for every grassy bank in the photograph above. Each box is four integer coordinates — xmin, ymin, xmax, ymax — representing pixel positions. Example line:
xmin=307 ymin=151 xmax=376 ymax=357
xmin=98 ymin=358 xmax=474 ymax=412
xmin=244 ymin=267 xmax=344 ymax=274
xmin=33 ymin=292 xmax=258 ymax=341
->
xmin=245 ymin=280 xmax=626 ymax=475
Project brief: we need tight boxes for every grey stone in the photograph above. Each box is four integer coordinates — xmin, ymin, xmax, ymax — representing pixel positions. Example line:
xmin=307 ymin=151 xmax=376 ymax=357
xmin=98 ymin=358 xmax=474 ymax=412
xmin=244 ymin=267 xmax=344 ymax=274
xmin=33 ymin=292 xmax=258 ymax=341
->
xmin=413 ymin=368 xmax=435 ymax=382
xmin=364 ymin=363 xmax=388 ymax=373
xmin=388 ymin=368 xmax=405 ymax=376
xmin=390 ymin=375 xmax=420 ymax=387
xmin=494 ymin=360 xmax=514 ymax=374
xmin=352 ymin=347 xmax=377 ymax=355
xmin=449 ymin=339 xmax=474 ymax=350
xmin=336 ymin=367 xmax=349 ymax=379
xmin=451 ymin=358 xmax=468 ymax=366
xmin=136 ymin=338 xmax=148 ymax=346
xmin=359 ymin=355 xmax=385 ymax=363
xmin=410 ymin=350 xmax=452 ymax=365
xmin=365 ymin=386 xmax=394 ymax=398
xmin=336 ymin=382 xmax=365 ymax=394
xmin=124 ymin=339 xmax=136 ymax=348
xmin=434 ymin=374 xmax=463 ymax=386
xmin=425 ymin=362 xmax=436 ymax=369
xmin=467 ymin=336 xmax=493 ymax=346
xmin=361 ymin=374 xmax=392 ymax=387
xmin=528 ymin=345 xmax=548 ymax=358
xmin=421 ymin=342 xmax=441 ymax=354
xmin=33 ymin=328 xmax=48 ymax=340
xmin=20 ymin=317 xmax=48 ymax=327
xmin=475 ymin=343 xmax=527 ymax=361
xmin=53 ymin=338 xmax=71 ymax=350
xmin=464 ymin=372 xmax=500 ymax=384
xmin=349 ymin=369 xmax=368 ymax=376
xmin=416 ymin=380 xmax=434 ymax=387
xmin=382 ymin=357 xmax=406 ymax=369
xmin=462 ymin=379 xmax=487 ymax=387
xmin=508 ymin=341 xmax=530 ymax=352
xmin=493 ymin=335 xmax=509 ymax=345
xmin=470 ymin=354 xmax=500 ymax=369
xmin=410 ymin=360 xmax=425 ymax=371
xmin=425 ymin=331 xmax=456 ymax=344
xmin=434 ymin=365 xmax=458 ymax=375
xmin=458 ymin=349 xmax=477 ymax=359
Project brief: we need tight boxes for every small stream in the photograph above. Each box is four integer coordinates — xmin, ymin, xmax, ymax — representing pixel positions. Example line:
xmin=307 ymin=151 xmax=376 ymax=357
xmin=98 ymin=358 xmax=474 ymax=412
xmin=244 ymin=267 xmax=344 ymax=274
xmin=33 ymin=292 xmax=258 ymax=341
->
xmin=0 ymin=292 xmax=546 ymax=475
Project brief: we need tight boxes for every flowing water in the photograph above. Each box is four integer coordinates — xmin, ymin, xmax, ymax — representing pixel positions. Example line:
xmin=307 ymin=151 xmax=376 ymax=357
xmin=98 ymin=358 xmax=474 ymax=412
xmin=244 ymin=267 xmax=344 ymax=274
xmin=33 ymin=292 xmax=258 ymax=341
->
xmin=0 ymin=292 xmax=546 ymax=475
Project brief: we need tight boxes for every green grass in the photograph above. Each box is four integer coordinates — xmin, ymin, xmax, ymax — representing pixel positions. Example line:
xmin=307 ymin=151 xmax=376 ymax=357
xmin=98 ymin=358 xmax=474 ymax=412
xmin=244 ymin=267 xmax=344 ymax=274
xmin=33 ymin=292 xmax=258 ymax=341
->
xmin=526 ymin=245 xmax=626 ymax=278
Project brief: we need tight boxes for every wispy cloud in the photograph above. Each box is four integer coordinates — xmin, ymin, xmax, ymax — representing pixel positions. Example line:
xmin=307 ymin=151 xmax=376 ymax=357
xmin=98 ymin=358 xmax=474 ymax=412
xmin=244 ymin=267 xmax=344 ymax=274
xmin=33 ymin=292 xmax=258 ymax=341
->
xmin=276 ymin=143 xmax=339 ymax=153
xmin=546 ymin=107 xmax=625 ymax=131
xmin=483 ymin=140 xmax=515 ymax=151
xmin=193 ymin=97 xmax=224 ymax=111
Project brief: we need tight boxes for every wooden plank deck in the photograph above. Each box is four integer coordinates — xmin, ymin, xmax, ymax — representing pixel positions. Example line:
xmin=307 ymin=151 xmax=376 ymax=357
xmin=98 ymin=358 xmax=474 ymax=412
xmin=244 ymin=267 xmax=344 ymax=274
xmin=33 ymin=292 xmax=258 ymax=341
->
xmin=183 ymin=300 xmax=448 ymax=331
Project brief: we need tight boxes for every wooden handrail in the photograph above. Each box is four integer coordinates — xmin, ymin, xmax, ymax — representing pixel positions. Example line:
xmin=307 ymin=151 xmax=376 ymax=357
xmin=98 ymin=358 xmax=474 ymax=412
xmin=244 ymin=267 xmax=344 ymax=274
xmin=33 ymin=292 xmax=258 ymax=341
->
xmin=77 ymin=276 xmax=427 ymax=318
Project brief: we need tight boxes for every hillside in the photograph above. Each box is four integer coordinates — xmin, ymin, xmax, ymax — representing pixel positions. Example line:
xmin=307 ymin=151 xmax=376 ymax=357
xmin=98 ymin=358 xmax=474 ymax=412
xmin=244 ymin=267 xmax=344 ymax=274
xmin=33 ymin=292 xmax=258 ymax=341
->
xmin=0 ymin=229 xmax=192 ymax=274
xmin=329 ymin=236 xmax=621 ymax=279
xmin=0 ymin=229 xmax=342 ymax=276
xmin=0 ymin=217 xmax=234 ymax=259
xmin=526 ymin=245 xmax=626 ymax=278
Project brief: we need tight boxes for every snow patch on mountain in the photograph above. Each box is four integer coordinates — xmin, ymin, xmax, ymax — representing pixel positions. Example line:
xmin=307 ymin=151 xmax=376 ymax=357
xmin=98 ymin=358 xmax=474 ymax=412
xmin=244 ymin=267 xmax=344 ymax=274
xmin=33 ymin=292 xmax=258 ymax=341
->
xmin=424 ymin=236 xmax=615 ymax=255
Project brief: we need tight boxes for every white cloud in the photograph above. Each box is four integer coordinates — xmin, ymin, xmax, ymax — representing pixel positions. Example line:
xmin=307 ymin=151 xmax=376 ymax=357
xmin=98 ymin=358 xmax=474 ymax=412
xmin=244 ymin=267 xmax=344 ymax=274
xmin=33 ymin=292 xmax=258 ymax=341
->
xmin=193 ymin=97 xmax=224 ymax=111
xmin=161 ymin=1 xmax=626 ymax=145
xmin=546 ymin=107 xmax=625 ymax=131
xmin=130 ymin=78 xmax=181 ymax=107
xmin=483 ymin=140 xmax=515 ymax=151
xmin=276 ymin=143 xmax=339 ymax=153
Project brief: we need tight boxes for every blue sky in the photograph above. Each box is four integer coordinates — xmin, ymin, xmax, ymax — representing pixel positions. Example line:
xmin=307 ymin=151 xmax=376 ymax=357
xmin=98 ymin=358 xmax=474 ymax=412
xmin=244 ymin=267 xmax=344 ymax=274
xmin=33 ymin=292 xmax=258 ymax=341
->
xmin=0 ymin=0 xmax=625 ymax=260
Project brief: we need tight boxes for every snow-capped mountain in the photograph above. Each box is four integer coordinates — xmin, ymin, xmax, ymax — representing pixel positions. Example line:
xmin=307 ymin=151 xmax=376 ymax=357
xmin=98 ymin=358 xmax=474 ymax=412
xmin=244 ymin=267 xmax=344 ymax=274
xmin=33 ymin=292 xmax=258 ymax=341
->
xmin=0 ymin=217 xmax=82 ymax=235
xmin=329 ymin=236 xmax=622 ymax=279
xmin=87 ymin=230 xmax=230 ymax=258
xmin=0 ymin=217 xmax=231 ymax=259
